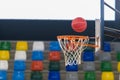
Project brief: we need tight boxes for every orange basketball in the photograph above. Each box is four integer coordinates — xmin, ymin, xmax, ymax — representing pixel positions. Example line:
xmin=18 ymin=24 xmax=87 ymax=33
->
xmin=71 ymin=17 xmax=87 ymax=32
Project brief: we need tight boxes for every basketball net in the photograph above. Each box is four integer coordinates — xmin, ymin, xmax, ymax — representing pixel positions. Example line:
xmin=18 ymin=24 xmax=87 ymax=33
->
xmin=57 ymin=35 xmax=89 ymax=66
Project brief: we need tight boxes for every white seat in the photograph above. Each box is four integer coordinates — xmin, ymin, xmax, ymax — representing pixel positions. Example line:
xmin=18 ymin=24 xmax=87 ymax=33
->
xmin=99 ymin=52 xmax=111 ymax=61
xmin=32 ymin=41 xmax=45 ymax=51
xmin=0 ymin=60 xmax=8 ymax=70
xmin=66 ymin=72 xmax=78 ymax=80
xmin=14 ymin=51 xmax=27 ymax=60
xmin=83 ymin=62 xmax=95 ymax=71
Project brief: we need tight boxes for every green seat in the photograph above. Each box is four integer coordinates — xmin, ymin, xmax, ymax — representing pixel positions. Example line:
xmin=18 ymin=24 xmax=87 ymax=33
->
xmin=84 ymin=71 xmax=96 ymax=80
xmin=117 ymin=52 xmax=120 ymax=61
xmin=101 ymin=61 xmax=112 ymax=71
xmin=49 ymin=61 xmax=60 ymax=71
xmin=31 ymin=71 xmax=43 ymax=80
xmin=0 ymin=41 xmax=11 ymax=50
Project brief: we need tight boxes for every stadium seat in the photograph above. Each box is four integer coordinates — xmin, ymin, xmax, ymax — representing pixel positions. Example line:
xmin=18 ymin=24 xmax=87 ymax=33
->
xmin=104 ymin=42 xmax=111 ymax=52
xmin=0 ymin=41 xmax=11 ymax=50
xmin=99 ymin=52 xmax=111 ymax=61
xmin=32 ymin=51 xmax=44 ymax=60
xmin=0 ymin=60 xmax=8 ymax=70
xmin=101 ymin=61 xmax=112 ymax=71
xmin=82 ymin=51 xmax=94 ymax=61
xmin=84 ymin=71 xmax=96 ymax=80
xmin=14 ymin=60 xmax=26 ymax=71
xmin=66 ymin=72 xmax=78 ymax=80
xmin=16 ymin=41 xmax=28 ymax=51
xmin=0 ymin=70 xmax=7 ymax=80
xmin=49 ymin=51 xmax=61 ymax=61
xmin=117 ymin=62 xmax=120 ymax=72
xmin=49 ymin=61 xmax=60 ymax=71
xmin=49 ymin=41 xmax=61 ymax=51
xmin=31 ymin=61 xmax=43 ymax=71
xmin=66 ymin=64 xmax=78 ymax=71
xmin=48 ymin=71 xmax=60 ymax=80
xmin=32 ymin=41 xmax=45 ymax=51
xmin=31 ymin=71 xmax=43 ymax=80
xmin=12 ymin=71 xmax=25 ymax=80
xmin=0 ymin=50 xmax=10 ymax=60
xmin=83 ymin=62 xmax=95 ymax=71
xmin=14 ymin=51 xmax=27 ymax=60
xmin=117 ymin=51 xmax=120 ymax=61
xmin=101 ymin=72 xmax=114 ymax=80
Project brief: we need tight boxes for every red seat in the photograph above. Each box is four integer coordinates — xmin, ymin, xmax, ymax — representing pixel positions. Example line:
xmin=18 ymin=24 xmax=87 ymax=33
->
xmin=49 ymin=51 xmax=61 ymax=61
xmin=31 ymin=61 xmax=43 ymax=71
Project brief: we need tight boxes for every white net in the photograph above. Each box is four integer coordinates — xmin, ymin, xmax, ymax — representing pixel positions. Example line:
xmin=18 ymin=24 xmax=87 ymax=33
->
xmin=57 ymin=35 xmax=89 ymax=66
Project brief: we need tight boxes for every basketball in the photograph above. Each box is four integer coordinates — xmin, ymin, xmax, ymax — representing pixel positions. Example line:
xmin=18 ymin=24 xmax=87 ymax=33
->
xmin=71 ymin=17 xmax=87 ymax=32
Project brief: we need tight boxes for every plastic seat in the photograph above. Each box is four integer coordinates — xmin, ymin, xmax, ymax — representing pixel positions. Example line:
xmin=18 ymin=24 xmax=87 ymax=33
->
xmin=83 ymin=62 xmax=95 ymax=71
xmin=0 ymin=60 xmax=8 ymax=70
xmin=31 ymin=61 xmax=43 ymax=71
xmin=84 ymin=71 xmax=96 ymax=80
xmin=0 ymin=50 xmax=10 ymax=60
xmin=0 ymin=41 xmax=11 ymax=50
xmin=101 ymin=61 xmax=112 ymax=71
xmin=14 ymin=60 xmax=26 ymax=71
xmin=31 ymin=71 xmax=43 ymax=80
xmin=66 ymin=72 xmax=78 ymax=80
xmin=49 ymin=41 xmax=61 ymax=51
xmin=99 ymin=52 xmax=111 ymax=61
xmin=48 ymin=71 xmax=60 ymax=80
xmin=101 ymin=72 xmax=114 ymax=80
xmin=0 ymin=70 xmax=7 ymax=80
xmin=117 ymin=51 xmax=120 ymax=61
xmin=104 ymin=42 xmax=111 ymax=52
xmin=16 ymin=41 xmax=28 ymax=51
xmin=32 ymin=41 xmax=45 ymax=51
xmin=14 ymin=51 xmax=27 ymax=60
xmin=82 ymin=51 xmax=94 ymax=61
xmin=12 ymin=71 xmax=25 ymax=80
xmin=66 ymin=64 xmax=78 ymax=71
xmin=117 ymin=62 xmax=120 ymax=72
xmin=49 ymin=51 xmax=61 ymax=61
xmin=49 ymin=61 xmax=60 ymax=71
xmin=32 ymin=51 xmax=44 ymax=60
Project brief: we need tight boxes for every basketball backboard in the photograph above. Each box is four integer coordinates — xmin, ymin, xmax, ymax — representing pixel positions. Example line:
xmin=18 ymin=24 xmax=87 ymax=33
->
xmin=95 ymin=19 xmax=101 ymax=53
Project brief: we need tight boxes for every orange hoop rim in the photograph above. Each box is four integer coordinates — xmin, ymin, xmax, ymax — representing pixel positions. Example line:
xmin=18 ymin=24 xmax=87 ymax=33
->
xmin=57 ymin=35 xmax=98 ymax=48
xmin=57 ymin=35 xmax=89 ymax=40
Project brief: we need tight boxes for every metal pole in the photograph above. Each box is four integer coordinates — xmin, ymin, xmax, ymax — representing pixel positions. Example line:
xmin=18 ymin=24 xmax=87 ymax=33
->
xmin=101 ymin=0 xmax=104 ymax=50
xmin=104 ymin=1 xmax=120 ymax=15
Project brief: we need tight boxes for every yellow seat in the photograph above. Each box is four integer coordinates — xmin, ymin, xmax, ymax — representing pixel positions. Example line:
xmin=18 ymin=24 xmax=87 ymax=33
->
xmin=117 ymin=62 xmax=120 ymax=72
xmin=16 ymin=41 xmax=28 ymax=51
xmin=102 ymin=72 xmax=114 ymax=80
xmin=0 ymin=50 xmax=10 ymax=60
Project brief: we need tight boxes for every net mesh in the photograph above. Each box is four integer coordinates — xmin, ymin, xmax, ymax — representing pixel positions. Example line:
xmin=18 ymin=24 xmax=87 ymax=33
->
xmin=57 ymin=35 xmax=89 ymax=66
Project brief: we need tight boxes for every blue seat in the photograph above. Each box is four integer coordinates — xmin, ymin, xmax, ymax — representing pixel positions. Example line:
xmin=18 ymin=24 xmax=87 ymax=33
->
xmin=49 ymin=41 xmax=61 ymax=51
xmin=32 ymin=51 xmax=44 ymax=60
xmin=0 ymin=70 xmax=7 ymax=80
xmin=66 ymin=64 xmax=78 ymax=71
xmin=14 ymin=60 xmax=26 ymax=71
xmin=82 ymin=51 xmax=94 ymax=61
xmin=48 ymin=71 xmax=60 ymax=80
xmin=12 ymin=71 xmax=25 ymax=80
xmin=104 ymin=42 xmax=111 ymax=52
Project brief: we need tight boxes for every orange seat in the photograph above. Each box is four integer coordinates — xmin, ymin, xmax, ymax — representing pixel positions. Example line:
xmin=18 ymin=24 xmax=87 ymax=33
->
xmin=31 ymin=61 xmax=43 ymax=71
xmin=49 ymin=51 xmax=61 ymax=61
